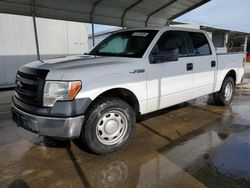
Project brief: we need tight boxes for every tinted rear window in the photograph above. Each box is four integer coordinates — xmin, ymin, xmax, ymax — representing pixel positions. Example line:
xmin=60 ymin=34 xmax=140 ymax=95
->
xmin=189 ymin=32 xmax=211 ymax=56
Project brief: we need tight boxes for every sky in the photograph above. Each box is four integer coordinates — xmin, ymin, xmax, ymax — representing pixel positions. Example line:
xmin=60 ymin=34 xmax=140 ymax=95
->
xmin=88 ymin=0 xmax=250 ymax=34
xmin=176 ymin=0 xmax=250 ymax=33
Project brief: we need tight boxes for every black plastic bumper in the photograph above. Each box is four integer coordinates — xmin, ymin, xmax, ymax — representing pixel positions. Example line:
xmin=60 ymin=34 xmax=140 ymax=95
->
xmin=12 ymin=96 xmax=92 ymax=118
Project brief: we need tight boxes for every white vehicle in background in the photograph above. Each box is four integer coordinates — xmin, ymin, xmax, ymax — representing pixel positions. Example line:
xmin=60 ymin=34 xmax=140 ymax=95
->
xmin=11 ymin=27 xmax=245 ymax=154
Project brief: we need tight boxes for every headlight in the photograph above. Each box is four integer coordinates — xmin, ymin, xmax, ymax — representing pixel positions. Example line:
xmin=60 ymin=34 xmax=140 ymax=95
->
xmin=43 ymin=81 xmax=81 ymax=107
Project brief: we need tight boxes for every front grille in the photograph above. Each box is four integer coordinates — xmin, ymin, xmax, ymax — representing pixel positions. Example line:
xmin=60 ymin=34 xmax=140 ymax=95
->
xmin=15 ymin=67 xmax=49 ymax=107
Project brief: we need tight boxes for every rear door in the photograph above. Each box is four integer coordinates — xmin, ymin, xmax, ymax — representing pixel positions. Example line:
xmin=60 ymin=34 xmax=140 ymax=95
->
xmin=187 ymin=32 xmax=217 ymax=97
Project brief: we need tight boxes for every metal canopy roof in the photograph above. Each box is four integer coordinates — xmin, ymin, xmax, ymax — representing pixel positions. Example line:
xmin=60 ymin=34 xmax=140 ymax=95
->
xmin=0 ymin=0 xmax=209 ymax=27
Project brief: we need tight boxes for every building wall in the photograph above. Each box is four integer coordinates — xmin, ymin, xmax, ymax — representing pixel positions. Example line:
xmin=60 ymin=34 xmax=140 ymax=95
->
xmin=0 ymin=14 xmax=88 ymax=88
xmin=212 ymin=31 xmax=225 ymax=48
xmin=88 ymin=28 xmax=121 ymax=49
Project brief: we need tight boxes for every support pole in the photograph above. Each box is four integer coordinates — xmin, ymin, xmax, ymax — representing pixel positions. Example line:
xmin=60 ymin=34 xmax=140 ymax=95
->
xmin=90 ymin=0 xmax=103 ymax=48
xmin=224 ymin=33 xmax=229 ymax=47
xmin=31 ymin=1 xmax=40 ymax=60
xmin=224 ymin=33 xmax=229 ymax=52
xmin=91 ymin=23 xmax=95 ymax=47
xmin=244 ymin=35 xmax=248 ymax=55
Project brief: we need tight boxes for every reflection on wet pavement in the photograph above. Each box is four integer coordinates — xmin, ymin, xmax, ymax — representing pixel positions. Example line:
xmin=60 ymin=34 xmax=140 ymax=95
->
xmin=1 ymin=81 xmax=250 ymax=188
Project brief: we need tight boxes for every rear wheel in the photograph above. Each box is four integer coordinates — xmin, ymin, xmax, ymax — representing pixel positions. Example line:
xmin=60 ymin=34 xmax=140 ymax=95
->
xmin=213 ymin=77 xmax=235 ymax=106
xmin=82 ymin=97 xmax=136 ymax=154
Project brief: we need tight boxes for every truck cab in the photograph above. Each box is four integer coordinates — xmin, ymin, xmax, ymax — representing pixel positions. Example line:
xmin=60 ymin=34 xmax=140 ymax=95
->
xmin=11 ymin=27 xmax=245 ymax=154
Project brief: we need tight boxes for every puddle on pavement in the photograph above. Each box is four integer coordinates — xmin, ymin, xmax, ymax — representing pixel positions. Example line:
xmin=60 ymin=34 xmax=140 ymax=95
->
xmin=159 ymin=88 xmax=250 ymax=188
xmin=1 ymin=86 xmax=250 ymax=188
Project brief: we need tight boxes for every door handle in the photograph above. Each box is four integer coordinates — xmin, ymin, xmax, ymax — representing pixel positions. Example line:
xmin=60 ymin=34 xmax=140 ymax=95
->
xmin=211 ymin=61 xmax=216 ymax=67
xmin=186 ymin=63 xmax=193 ymax=71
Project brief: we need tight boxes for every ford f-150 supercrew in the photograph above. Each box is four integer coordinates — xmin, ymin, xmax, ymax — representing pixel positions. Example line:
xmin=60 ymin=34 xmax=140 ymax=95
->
xmin=11 ymin=27 xmax=245 ymax=154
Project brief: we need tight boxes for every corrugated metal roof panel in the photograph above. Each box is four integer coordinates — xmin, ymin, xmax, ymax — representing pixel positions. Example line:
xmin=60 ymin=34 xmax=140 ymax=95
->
xmin=0 ymin=0 xmax=210 ymax=27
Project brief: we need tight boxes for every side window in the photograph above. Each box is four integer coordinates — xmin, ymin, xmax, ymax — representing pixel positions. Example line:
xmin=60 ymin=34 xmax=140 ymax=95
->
xmin=189 ymin=32 xmax=211 ymax=56
xmin=153 ymin=31 xmax=189 ymax=56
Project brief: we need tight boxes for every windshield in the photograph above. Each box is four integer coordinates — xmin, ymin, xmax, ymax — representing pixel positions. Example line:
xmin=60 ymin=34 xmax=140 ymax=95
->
xmin=89 ymin=30 xmax=158 ymax=58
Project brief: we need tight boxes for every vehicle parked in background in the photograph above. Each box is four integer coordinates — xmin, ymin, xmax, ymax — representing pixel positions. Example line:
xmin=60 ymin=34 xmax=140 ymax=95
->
xmin=246 ymin=53 xmax=250 ymax=62
xmin=11 ymin=27 xmax=245 ymax=154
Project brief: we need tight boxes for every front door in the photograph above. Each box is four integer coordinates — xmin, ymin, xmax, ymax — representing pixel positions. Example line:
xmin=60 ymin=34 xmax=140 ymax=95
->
xmin=146 ymin=31 xmax=194 ymax=113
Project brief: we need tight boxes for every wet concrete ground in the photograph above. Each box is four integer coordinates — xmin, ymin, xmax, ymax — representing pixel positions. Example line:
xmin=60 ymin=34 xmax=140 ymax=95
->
xmin=1 ymin=76 xmax=250 ymax=187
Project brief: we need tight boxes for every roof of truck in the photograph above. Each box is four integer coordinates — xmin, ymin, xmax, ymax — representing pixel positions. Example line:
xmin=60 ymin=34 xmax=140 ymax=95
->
xmin=110 ymin=26 xmax=208 ymax=34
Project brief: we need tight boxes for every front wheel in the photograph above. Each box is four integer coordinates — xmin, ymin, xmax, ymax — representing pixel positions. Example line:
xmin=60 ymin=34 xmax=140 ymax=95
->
xmin=82 ymin=98 xmax=136 ymax=154
xmin=213 ymin=77 xmax=235 ymax=106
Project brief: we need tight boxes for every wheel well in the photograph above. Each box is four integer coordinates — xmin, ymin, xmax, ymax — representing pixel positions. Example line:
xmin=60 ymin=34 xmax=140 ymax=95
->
xmin=92 ymin=88 xmax=140 ymax=115
xmin=225 ymin=70 xmax=236 ymax=83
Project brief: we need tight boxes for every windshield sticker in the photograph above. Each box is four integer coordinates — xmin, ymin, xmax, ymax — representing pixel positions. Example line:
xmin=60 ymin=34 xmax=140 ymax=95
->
xmin=132 ymin=32 xmax=149 ymax=37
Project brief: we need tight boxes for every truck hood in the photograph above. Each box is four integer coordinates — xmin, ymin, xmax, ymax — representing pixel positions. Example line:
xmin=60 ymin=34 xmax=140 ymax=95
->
xmin=23 ymin=55 xmax=142 ymax=81
xmin=24 ymin=55 xmax=132 ymax=71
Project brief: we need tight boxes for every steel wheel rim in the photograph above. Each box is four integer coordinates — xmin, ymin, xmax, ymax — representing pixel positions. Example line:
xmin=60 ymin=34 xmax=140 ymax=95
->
xmin=96 ymin=110 xmax=128 ymax=145
xmin=224 ymin=82 xmax=233 ymax=101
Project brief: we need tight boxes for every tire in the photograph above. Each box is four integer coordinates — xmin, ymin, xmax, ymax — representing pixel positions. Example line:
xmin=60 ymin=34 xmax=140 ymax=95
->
xmin=81 ymin=97 xmax=136 ymax=155
xmin=213 ymin=77 xmax=235 ymax=106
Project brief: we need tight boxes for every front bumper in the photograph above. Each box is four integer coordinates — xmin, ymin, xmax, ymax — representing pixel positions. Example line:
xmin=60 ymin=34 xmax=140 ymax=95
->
xmin=11 ymin=103 xmax=84 ymax=139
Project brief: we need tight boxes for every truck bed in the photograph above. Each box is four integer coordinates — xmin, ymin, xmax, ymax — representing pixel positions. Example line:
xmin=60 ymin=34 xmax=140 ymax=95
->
xmin=215 ymin=52 xmax=245 ymax=91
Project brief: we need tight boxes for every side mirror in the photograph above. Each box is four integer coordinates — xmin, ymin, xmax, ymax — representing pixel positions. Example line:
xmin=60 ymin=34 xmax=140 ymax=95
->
xmin=149 ymin=48 xmax=179 ymax=64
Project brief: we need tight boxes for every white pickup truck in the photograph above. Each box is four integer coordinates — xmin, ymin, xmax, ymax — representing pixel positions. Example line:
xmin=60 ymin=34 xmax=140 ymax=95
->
xmin=11 ymin=27 xmax=245 ymax=154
